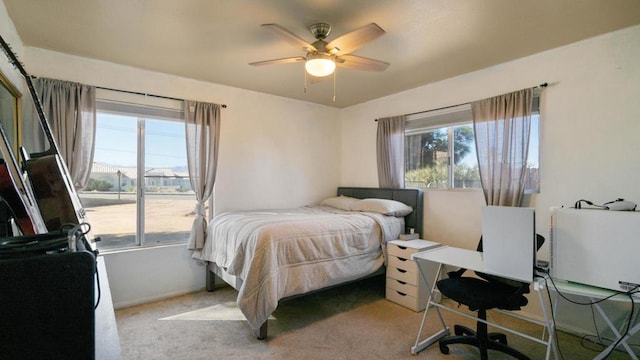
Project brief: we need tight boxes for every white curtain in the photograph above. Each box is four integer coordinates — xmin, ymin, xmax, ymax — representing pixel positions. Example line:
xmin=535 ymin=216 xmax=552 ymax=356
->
xmin=472 ymin=89 xmax=533 ymax=206
xmin=33 ymin=78 xmax=96 ymax=190
xmin=376 ymin=116 xmax=406 ymax=188
xmin=185 ymin=100 xmax=221 ymax=250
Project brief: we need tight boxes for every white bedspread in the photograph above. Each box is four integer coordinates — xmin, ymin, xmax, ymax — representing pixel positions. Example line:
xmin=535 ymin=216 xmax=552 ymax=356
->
xmin=192 ymin=205 xmax=404 ymax=330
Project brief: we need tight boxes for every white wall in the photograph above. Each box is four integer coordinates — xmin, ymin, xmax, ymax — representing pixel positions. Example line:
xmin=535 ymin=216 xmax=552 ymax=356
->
xmin=340 ymin=24 xmax=640 ymax=339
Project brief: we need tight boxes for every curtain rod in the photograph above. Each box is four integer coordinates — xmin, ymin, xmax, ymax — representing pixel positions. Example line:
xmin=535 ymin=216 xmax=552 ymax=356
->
xmin=95 ymin=85 xmax=227 ymax=108
xmin=29 ymin=75 xmax=227 ymax=109
xmin=29 ymin=76 xmax=227 ymax=108
xmin=375 ymin=82 xmax=547 ymax=121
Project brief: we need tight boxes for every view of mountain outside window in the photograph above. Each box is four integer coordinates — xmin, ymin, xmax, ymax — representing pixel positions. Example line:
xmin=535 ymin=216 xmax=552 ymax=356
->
xmin=405 ymin=114 xmax=539 ymax=192
xmin=79 ymin=110 xmax=196 ymax=251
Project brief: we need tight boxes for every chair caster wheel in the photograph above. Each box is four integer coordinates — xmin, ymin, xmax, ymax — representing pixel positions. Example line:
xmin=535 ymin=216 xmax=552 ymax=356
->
xmin=454 ymin=324 xmax=470 ymax=336
xmin=439 ymin=343 xmax=450 ymax=354
xmin=489 ymin=333 xmax=507 ymax=345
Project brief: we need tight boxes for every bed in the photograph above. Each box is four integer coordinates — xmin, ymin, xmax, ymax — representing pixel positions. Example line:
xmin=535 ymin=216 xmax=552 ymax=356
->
xmin=191 ymin=187 xmax=424 ymax=339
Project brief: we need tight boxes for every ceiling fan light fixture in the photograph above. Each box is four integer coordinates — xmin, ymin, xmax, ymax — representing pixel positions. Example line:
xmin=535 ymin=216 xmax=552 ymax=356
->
xmin=305 ymin=53 xmax=335 ymax=77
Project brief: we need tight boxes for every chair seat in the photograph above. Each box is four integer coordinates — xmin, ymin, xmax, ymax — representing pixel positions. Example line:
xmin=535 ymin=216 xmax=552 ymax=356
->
xmin=437 ymin=277 xmax=528 ymax=311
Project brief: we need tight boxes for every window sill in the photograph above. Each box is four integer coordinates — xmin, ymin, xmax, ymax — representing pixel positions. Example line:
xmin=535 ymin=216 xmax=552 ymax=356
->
xmin=98 ymin=242 xmax=187 ymax=255
xmin=421 ymin=188 xmax=483 ymax=192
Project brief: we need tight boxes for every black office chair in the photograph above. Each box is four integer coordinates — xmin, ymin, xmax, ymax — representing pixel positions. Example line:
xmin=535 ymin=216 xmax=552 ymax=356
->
xmin=436 ymin=234 xmax=545 ymax=360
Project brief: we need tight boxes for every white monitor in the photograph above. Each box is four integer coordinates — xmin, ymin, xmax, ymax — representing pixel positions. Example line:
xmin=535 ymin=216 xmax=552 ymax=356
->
xmin=481 ymin=206 xmax=536 ymax=283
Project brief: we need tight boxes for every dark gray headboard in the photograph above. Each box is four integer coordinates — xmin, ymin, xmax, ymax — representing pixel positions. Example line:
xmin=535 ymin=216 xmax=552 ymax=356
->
xmin=337 ymin=187 xmax=424 ymax=237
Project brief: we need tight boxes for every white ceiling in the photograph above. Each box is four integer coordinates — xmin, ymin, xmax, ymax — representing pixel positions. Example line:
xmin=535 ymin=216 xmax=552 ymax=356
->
xmin=4 ymin=0 xmax=640 ymax=108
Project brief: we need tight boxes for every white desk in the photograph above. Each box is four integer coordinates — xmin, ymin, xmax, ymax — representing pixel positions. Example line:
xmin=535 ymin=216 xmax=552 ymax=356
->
xmin=410 ymin=246 xmax=558 ymax=359
xmin=549 ymin=279 xmax=639 ymax=360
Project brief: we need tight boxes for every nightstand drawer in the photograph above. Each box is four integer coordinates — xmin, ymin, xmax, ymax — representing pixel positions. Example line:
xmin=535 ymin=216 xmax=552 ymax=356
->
xmin=388 ymin=243 xmax=419 ymax=259
xmin=388 ymin=254 xmax=417 ymax=272
xmin=387 ymin=239 xmax=441 ymax=259
xmin=386 ymin=285 xmax=426 ymax=312
xmin=386 ymin=277 xmax=421 ymax=298
xmin=387 ymin=263 xmax=419 ymax=284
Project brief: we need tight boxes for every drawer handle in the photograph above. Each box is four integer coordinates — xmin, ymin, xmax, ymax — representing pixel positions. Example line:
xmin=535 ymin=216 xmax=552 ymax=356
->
xmin=397 ymin=246 xmax=407 ymax=250
xmin=396 ymin=268 xmax=407 ymax=273
xmin=396 ymin=291 xmax=407 ymax=297
xmin=395 ymin=279 xmax=407 ymax=285
xmin=397 ymin=257 xmax=408 ymax=262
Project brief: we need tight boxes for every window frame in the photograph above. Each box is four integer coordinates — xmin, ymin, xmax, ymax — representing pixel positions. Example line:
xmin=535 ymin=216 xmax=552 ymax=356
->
xmin=81 ymin=91 xmax=195 ymax=251
xmin=404 ymin=95 xmax=540 ymax=193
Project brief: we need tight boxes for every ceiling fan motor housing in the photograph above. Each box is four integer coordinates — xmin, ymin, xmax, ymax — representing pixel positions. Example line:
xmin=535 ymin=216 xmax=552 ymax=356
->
xmin=309 ymin=23 xmax=332 ymax=40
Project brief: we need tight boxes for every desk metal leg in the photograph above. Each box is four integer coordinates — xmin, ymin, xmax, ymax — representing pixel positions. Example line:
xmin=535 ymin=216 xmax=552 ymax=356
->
xmin=535 ymin=279 xmax=558 ymax=360
xmin=552 ymin=288 xmax=639 ymax=360
xmin=411 ymin=262 xmax=450 ymax=355
xmin=591 ymin=297 xmax=639 ymax=360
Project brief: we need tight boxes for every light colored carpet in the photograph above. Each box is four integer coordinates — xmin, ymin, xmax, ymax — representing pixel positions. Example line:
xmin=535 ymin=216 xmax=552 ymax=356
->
xmin=115 ymin=275 xmax=633 ymax=359
xmin=159 ymin=302 xmax=275 ymax=322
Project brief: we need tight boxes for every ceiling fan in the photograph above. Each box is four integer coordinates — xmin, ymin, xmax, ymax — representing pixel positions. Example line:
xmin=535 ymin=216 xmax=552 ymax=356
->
xmin=249 ymin=22 xmax=389 ymax=79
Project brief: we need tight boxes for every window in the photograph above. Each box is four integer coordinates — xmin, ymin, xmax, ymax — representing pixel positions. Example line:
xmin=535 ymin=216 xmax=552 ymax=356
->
xmin=79 ymin=93 xmax=196 ymax=251
xmin=405 ymin=98 xmax=540 ymax=192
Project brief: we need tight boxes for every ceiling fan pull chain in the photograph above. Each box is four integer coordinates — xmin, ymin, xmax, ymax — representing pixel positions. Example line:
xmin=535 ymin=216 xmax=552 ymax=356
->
xmin=304 ymin=68 xmax=308 ymax=93
xmin=332 ymin=69 xmax=336 ymax=102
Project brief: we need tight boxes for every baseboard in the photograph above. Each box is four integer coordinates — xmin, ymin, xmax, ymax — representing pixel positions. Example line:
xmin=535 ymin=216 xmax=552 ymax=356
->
xmin=113 ymin=287 xmax=206 ymax=309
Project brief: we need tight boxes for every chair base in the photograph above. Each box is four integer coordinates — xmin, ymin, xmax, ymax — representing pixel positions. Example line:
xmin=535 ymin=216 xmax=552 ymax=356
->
xmin=438 ymin=310 xmax=530 ymax=360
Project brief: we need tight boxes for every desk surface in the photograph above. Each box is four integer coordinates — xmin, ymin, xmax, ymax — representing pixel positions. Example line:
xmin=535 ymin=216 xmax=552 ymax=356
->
xmin=412 ymin=245 xmax=536 ymax=283
xmin=549 ymin=278 xmax=640 ymax=302
xmin=412 ymin=246 xmax=485 ymax=273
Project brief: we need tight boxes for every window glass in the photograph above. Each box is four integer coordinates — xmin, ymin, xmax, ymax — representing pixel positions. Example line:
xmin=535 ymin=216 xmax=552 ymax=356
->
xmin=79 ymin=101 xmax=195 ymax=251
xmin=405 ymin=99 xmax=540 ymax=192
xmin=82 ymin=113 xmax=138 ymax=249
xmin=452 ymin=124 xmax=481 ymax=189
xmin=405 ymin=128 xmax=449 ymax=189
xmin=143 ymin=118 xmax=193 ymax=246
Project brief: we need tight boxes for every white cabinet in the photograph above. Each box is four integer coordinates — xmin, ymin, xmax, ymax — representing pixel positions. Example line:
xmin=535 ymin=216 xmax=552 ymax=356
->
xmin=386 ymin=239 xmax=440 ymax=311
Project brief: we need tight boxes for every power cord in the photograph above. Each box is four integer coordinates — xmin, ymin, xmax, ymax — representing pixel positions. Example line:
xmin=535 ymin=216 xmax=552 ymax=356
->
xmin=535 ymin=273 xmax=565 ymax=360
xmin=539 ymin=268 xmax=639 ymax=359
xmin=599 ymin=289 xmax=637 ymax=358
xmin=62 ymin=222 xmax=101 ymax=309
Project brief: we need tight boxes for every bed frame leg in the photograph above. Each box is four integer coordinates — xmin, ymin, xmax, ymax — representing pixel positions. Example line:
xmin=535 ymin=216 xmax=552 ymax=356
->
xmin=206 ymin=270 xmax=220 ymax=292
xmin=255 ymin=321 xmax=267 ymax=340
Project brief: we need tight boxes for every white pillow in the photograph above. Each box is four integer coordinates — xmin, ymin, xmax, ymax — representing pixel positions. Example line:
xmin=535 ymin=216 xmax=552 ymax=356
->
xmin=351 ymin=198 xmax=413 ymax=217
xmin=320 ymin=196 xmax=360 ymax=211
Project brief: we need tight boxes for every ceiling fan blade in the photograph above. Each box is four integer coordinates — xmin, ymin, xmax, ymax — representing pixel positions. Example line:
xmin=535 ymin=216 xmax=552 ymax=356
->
xmin=326 ymin=23 xmax=385 ymax=55
xmin=261 ymin=24 xmax=317 ymax=52
xmin=249 ymin=57 xmax=306 ymax=66
xmin=336 ymin=54 xmax=389 ymax=71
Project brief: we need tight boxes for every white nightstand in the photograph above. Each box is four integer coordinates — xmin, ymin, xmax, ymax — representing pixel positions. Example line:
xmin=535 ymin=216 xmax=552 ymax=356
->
xmin=386 ymin=239 xmax=441 ymax=311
